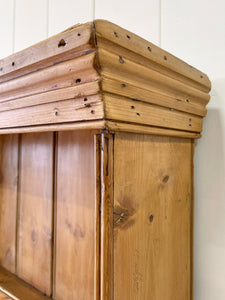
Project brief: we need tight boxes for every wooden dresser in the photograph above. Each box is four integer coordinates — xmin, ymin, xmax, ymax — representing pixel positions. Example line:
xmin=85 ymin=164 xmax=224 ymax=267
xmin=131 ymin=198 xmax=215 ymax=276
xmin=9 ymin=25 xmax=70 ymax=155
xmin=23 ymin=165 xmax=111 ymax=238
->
xmin=0 ymin=20 xmax=211 ymax=300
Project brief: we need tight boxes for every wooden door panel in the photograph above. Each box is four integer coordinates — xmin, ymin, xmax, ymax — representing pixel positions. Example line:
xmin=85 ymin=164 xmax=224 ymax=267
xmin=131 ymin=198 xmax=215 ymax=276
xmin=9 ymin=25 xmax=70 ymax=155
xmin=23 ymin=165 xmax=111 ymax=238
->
xmin=17 ymin=133 xmax=54 ymax=296
xmin=113 ymin=132 xmax=193 ymax=300
xmin=54 ymin=131 xmax=98 ymax=300
xmin=0 ymin=135 xmax=18 ymax=273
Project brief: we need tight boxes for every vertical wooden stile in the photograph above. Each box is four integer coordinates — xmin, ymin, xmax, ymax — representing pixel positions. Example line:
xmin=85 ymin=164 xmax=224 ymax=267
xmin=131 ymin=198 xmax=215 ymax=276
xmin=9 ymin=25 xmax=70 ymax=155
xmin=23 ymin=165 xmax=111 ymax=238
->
xmin=17 ymin=133 xmax=54 ymax=296
xmin=100 ymin=133 xmax=114 ymax=300
xmin=95 ymin=134 xmax=101 ymax=300
xmin=52 ymin=131 xmax=58 ymax=299
xmin=0 ymin=135 xmax=19 ymax=274
xmin=15 ymin=134 xmax=21 ymax=276
xmin=54 ymin=130 xmax=98 ymax=300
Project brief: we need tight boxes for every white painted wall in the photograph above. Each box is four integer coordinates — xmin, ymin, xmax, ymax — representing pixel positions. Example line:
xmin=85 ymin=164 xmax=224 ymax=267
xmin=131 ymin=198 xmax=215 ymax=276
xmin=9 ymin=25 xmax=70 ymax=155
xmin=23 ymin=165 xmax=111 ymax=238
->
xmin=0 ymin=1 xmax=224 ymax=299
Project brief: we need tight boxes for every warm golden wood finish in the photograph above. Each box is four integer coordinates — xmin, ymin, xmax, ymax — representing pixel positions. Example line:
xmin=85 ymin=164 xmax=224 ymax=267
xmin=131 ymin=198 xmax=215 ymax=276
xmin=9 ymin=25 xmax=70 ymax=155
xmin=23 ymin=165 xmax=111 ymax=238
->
xmin=113 ymin=133 xmax=192 ymax=299
xmin=0 ymin=266 xmax=50 ymax=300
xmin=0 ymin=82 xmax=100 ymax=113
xmin=0 ymin=20 xmax=210 ymax=138
xmin=104 ymin=94 xmax=202 ymax=132
xmin=0 ymin=120 xmax=105 ymax=135
xmin=0 ymin=19 xmax=211 ymax=300
xmin=54 ymin=131 xmax=98 ymax=300
xmin=106 ymin=121 xmax=201 ymax=139
xmin=0 ymin=22 xmax=94 ymax=83
xmin=0 ymin=53 xmax=99 ymax=103
xmin=17 ymin=133 xmax=54 ymax=296
xmin=0 ymin=136 xmax=18 ymax=274
xmin=0 ymin=95 xmax=103 ymax=129
xmin=101 ymin=77 xmax=207 ymax=116
xmin=94 ymin=20 xmax=210 ymax=91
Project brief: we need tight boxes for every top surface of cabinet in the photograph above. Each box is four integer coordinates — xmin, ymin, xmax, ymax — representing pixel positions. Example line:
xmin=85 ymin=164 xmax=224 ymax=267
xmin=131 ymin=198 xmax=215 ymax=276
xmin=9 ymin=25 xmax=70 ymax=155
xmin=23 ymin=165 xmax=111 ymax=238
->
xmin=0 ymin=20 xmax=211 ymax=138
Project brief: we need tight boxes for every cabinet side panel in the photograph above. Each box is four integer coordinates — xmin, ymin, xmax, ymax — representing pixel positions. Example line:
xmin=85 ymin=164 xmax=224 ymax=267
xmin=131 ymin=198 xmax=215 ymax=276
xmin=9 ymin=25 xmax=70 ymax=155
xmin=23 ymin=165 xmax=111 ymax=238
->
xmin=113 ymin=132 xmax=192 ymax=300
xmin=0 ymin=135 xmax=18 ymax=273
xmin=54 ymin=130 xmax=98 ymax=300
xmin=17 ymin=133 xmax=54 ymax=296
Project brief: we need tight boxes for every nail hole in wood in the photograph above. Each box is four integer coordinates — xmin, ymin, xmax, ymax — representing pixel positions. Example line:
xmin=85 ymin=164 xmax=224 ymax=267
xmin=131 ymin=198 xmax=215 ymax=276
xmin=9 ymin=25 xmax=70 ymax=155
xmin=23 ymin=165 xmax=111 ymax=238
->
xmin=147 ymin=46 xmax=152 ymax=52
xmin=76 ymin=78 xmax=81 ymax=83
xmin=91 ymin=110 xmax=95 ymax=114
xmin=186 ymin=99 xmax=190 ymax=102
xmin=163 ymin=175 xmax=169 ymax=183
xmin=77 ymin=33 xmax=81 ymax=36
xmin=200 ymin=75 xmax=203 ymax=78
xmin=164 ymin=56 xmax=167 ymax=60
xmin=136 ymin=112 xmax=140 ymax=116
xmin=119 ymin=56 xmax=125 ymax=64
xmin=85 ymin=103 xmax=91 ymax=108
xmin=84 ymin=98 xmax=88 ymax=102
xmin=55 ymin=111 xmax=58 ymax=116
xmin=58 ymin=39 xmax=66 ymax=47
xmin=121 ymin=83 xmax=126 ymax=87
xmin=131 ymin=105 xmax=135 ymax=109
xmin=189 ymin=118 xmax=192 ymax=122
xmin=149 ymin=214 xmax=154 ymax=223
xmin=114 ymin=32 xmax=118 ymax=37
xmin=189 ymin=124 xmax=192 ymax=127
xmin=126 ymin=35 xmax=130 ymax=39
xmin=0 ymin=67 xmax=3 ymax=71
xmin=12 ymin=62 xmax=15 ymax=66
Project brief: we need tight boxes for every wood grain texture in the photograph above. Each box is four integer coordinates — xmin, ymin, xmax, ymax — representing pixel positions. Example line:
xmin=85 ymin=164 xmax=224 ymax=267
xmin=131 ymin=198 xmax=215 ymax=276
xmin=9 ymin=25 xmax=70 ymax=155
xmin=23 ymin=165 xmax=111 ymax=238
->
xmin=17 ymin=133 xmax=54 ymax=296
xmin=0 ymin=95 xmax=103 ymax=128
xmin=96 ymin=36 xmax=208 ymax=94
xmin=94 ymin=135 xmax=101 ymax=300
xmin=0 ymin=20 xmax=210 ymax=135
xmin=100 ymin=134 xmax=114 ymax=300
xmin=98 ymin=48 xmax=210 ymax=105
xmin=0 ymin=135 xmax=18 ymax=273
xmin=104 ymin=94 xmax=202 ymax=133
xmin=113 ymin=132 xmax=192 ymax=300
xmin=54 ymin=131 xmax=98 ymax=300
xmin=0 ymin=52 xmax=98 ymax=103
xmin=0 ymin=266 xmax=50 ymax=300
xmin=106 ymin=121 xmax=201 ymax=139
xmin=0 ymin=81 xmax=100 ymax=113
xmin=0 ymin=121 xmax=105 ymax=135
xmin=94 ymin=20 xmax=211 ymax=91
xmin=101 ymin=77 xmax=207 ymax=116
xmin=0 ymin=22 xmax=93 ymax=83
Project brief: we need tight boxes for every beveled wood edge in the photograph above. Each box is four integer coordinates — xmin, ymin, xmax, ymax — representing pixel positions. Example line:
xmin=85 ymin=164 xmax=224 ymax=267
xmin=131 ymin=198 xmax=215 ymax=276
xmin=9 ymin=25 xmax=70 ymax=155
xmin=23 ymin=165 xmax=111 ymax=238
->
xmin=105 ymin=121 xmax=201 ymax=139
xmin=0 ymin=120 xmax=106 ymax=135
xmin=0 ymin=22 xmax=94 ymax=83
xmin=94 ymin=19 xmax=211 ymax=91
xmin=0 ymin=120 xmax=201 ymax=139
xmin=0 ymin=266 xmax=50 ymax=300
xmin=0 ymin=288 xmax=17 ymax=300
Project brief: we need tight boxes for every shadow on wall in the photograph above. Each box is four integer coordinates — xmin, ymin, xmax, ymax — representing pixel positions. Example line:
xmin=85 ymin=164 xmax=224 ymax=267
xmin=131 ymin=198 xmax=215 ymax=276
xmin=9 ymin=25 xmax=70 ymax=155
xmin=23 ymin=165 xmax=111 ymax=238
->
xmin=195 ymin=107 xmax=225 ymax=244
xmin=194 ymin=92 xmax=225 ymax=299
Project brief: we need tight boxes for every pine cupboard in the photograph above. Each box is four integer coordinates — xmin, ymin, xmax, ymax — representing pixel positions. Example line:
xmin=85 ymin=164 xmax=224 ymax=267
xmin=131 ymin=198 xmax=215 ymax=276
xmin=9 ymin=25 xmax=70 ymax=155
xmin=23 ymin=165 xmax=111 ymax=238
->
xmin=0 ymin=20 xmax=211 ymax=300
